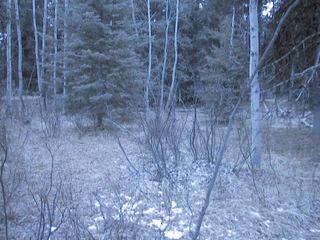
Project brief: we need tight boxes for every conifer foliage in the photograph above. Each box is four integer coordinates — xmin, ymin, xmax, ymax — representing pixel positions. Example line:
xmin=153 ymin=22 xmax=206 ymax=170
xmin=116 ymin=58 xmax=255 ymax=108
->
xmin=195 ymin=1 xmax=248 ymax=121
xmin=66 ymin=0 xmax=142 ymax=126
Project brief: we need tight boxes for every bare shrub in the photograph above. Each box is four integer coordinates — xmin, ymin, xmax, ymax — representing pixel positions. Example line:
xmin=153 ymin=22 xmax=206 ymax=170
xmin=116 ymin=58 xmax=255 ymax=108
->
xmin=38 ymin=101 xmax=61 ymax=138
xmin=26 ymin=142 xmax=67 ymax=240
xmin=140 ymin=112 xmax=186 ymax=183
xmin=0 ymin=123 xmax=9 ymax=240
xmin=71 ymin=114 xmax=91 ymax=137
xmin=0 ymin=111 xmax=24 ymax=240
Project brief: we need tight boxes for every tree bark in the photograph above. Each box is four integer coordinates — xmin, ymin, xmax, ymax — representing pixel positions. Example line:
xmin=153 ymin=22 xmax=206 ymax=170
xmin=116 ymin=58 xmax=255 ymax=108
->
xmin=160 ymin=0 xmax=170 ymax=113
xmin=130 ymin=0 xmax=138 ymax=36
xmin=165 ymin=0 xmax=180 ymax=111
xmin=33 ymin=0 xmax=42 ymax=94
xmin=53 ymin=0 xmax=58 ymax=100
xmin=6 ymin=0 xmax=12 ymax=113
xmin=145 ymin=0 xmax=152 ymax=116
xmin=192 ymin=2 xmax=300 ymax=238
xmin=313 ymin=97 xmax=320 ymax=137
xmin=249 ymin=0 xmax=261 ymax=168
xmin=63 ymin=0 xmax=69 ymax=104
xmin=41 ymin=0 xmax=48 ymax=98
xmin=14 ymin=0 xmax=24 ymax=112
xmin=312 ymin=46 xmax=320 ymax=137
xmin=230 ymin=5 xmax=235 ymax=49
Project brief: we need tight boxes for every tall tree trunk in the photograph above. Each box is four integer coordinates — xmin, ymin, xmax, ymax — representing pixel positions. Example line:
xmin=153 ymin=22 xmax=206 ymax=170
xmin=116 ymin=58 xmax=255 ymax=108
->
xmin=312 ymin=45 xmax=320 ymax=137
xmin=160 ymin=0 xmax=170 ymax=113
xmin=14 ymin=0 xmax=24 ymax=113
xmin=165 ymin=0 xmax=179 ymax=111
xmin=230 ymin=5 xmax=235 ymax=49
xmin=289 ymin=62 xmax=295 ymax=109
xmin=249 ymin=0 xmax=261 ymax=168
xmin=63 ymin=0 xmax=69 ymax=105
xmin=313 ymin=92 xmax=320 ymax=137
xmin=33 ymin=0 xmax=42 ymax=94
xmin=6 ymin=0 xmax=12 ymax=114
xmin=145 ymin=0 xmax=152 ymax=115
xmin=130 ymin=0 xmax=138 ymax=36
xmin=53 ymin=0 xmax=58 ymax=102
xmin=41 ymin=0 xmax=48 ymax=98
xmin=192 ymin=2 xmax=301 ymax=238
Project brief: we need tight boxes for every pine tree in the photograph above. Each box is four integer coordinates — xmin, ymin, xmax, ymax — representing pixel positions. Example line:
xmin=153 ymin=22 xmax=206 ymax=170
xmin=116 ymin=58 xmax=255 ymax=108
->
xmin=195 ymin=1 xmax=248 ymax=121
xmin=66 ymin=0 xmax=142 ymax=127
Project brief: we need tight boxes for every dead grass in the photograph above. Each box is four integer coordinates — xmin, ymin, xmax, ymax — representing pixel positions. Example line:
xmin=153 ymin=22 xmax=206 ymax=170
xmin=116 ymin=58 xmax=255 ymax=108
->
xmin=1 ymin=107 xmax=320 ymax=239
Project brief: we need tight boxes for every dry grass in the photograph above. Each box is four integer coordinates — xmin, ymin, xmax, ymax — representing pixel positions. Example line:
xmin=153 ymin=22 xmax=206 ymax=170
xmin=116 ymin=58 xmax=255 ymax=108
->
xmin=1 ymin=106 xmax=319 ymax=239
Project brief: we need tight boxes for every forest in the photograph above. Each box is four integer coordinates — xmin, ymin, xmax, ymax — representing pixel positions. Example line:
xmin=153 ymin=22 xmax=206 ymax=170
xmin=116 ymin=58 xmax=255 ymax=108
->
xmin=0 ymin=0 xmax=320 ymax=239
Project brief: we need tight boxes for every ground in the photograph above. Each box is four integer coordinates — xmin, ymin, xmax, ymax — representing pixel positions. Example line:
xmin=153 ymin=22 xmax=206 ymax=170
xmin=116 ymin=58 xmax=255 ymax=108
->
xmin=1 ymin=99 xmax=320 ymax=239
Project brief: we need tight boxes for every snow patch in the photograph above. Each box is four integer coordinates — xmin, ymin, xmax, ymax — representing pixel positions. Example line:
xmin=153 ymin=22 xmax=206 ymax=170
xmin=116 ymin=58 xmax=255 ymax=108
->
xmin=172 ymin=208 xmax=183 ymax=214
xmin=94 ymin=216 xmax=104 ymax=221
xmin=149 ymin=219 xmax=163 ymax=229
xmin=277 ymin=207 xmax=284 ymax=212
xmin=263 ymin=2 xmax=273 ymax=16
xmin=122 ymin=202 xmax=130 ymax=211
xmin=88 ymin=225 xmax=97 ymax=231
xmin=164 ymin=230 xmax=184 ymax=239
xmin=94 ymin=201 xmax=100 ymax=208
xmin=249 ymin=211 xmax=261 ymax=218
xmin=143 ymin=207 xmax=157 ymax=215
xmin=264 ymin=220 xmax=271 ymax=227
xmin=226 ymin=229 xmax=235 ymax=237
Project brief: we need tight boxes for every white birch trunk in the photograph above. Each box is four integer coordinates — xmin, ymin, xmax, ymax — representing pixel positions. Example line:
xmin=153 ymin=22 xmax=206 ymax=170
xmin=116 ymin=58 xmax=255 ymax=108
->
xmin=249 ymin=0 xmax=261 ymax=168
xmin=230 ymin=6 xmax=235 ymax=49
xmin=53 ymin=0 xmax=58 ymax=99
xmin=160 ymin=0 xmax=170 ymax=112
xmin=41 ymin=0 xmax=48 ymax=96
xmin=130 ymin=0 xmax=138 ymax=36
xmin=165 ymin=0 xmax=179 ymax=111
xmin=6 ymin=0 xmax=12 ymax=112
xmin=145 ymin=0 xmax=152 ymax=115
xmin=33 ymin=0 xmax=42 ymax=93
xmin=63 ymin=0 xmax=69 ymax=100
xmin=14 ymin=0 xmax=23 ymax=104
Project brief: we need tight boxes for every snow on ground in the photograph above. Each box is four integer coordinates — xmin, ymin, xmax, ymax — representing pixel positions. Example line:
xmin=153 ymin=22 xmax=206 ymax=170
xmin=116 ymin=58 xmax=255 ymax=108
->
xmin=164 ymin=230 xmax=184 ymax=239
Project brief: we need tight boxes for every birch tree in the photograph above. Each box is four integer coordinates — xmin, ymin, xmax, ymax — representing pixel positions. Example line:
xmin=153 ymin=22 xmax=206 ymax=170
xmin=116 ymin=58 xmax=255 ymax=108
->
xmin=192 ymin=2 xmax=300 ymax=238
xmin=33 ymin=0 xmax=42 ymax=93
xmin=230 ymin=5 xmax=235 ymax=49
xmin=14 ymin=0 xmax=24 ymax=111
xmin=249 ymin=0 xmax=261 ymax=168
xmin=145 ymin=0 xmax=152 ymax=115
xmin=53 ymin=0 xmax=58 ymax=99
xmin=63 ymin=0 xmax=68 ymax=100
xmin=130 ymin=0 xmax=138 ymax=36
xmin=41 ymin=0 xmax=48 ymax=97
xmin=165 ymin=0 xmax=180 ymax=111
xmin=160 ymin=0 xmax=170 ymax=112
xmin=6 ymin=0 xmax=12 ymax=113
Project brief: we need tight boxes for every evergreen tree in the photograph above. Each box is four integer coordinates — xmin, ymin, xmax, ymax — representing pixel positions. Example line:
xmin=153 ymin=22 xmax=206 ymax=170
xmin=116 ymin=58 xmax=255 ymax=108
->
xmin=195 ymin=1 xmax=248 ymax=120
xmin=66 ymin=0 xmax=142 ymax=126
xmin=271 ymin=0 xmax=320 ymax=135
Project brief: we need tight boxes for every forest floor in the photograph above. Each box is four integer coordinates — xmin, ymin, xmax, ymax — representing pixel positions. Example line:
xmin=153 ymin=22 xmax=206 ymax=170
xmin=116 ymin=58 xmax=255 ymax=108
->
xmin=2 ymin=99 xmax=320 ymax=239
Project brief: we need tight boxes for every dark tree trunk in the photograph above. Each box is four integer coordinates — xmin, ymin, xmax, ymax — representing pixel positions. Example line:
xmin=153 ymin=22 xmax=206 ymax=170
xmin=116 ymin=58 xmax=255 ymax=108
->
xmin=312 ymin=75 xmax=320 ymax=137
xmin=312 ymin=43 xmax=320 ymax=137
xmin=96 ymin=114 xmax=103 ymax=128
